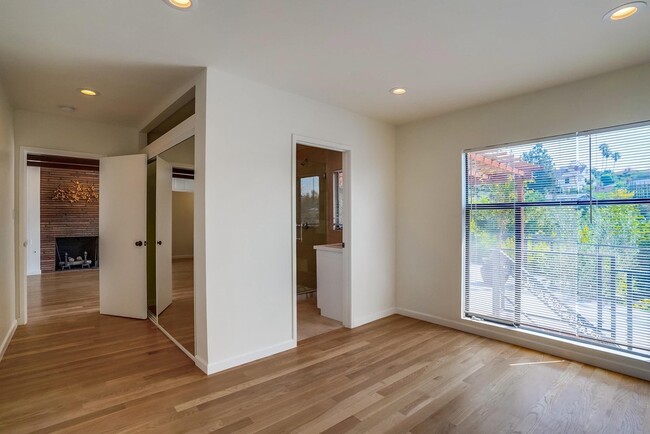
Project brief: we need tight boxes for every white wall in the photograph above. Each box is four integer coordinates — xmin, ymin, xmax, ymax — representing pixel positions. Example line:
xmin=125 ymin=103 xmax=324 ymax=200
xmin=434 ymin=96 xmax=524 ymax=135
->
xmin=14 ymin=110 xmax=140 ymax=156
xmin=13 ymin=109 xmax=141 ymax=323
xmin=0 ymin=80 xmax=16 ymax=360
xmin=396 ymin=62 xmax=650 ymax=380
xmin=201 ymin=68 xmax=396 ymax=373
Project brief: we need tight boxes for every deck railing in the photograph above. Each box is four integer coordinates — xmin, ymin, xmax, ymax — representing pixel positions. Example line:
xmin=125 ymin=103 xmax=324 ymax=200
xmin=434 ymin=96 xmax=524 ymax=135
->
xmin=482 ymin=240 xmax=649 ymax=351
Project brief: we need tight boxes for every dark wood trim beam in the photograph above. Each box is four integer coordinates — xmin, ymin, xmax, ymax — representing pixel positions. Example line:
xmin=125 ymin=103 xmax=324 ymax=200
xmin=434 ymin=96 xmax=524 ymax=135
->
xmin=27 ymin=154 xmax=100 ymax=171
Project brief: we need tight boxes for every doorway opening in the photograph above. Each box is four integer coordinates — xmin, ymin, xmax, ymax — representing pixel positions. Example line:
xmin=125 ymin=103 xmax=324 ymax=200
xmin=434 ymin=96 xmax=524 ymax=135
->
xmin=20 ymin=149 xmax=103 ymax=323
xmin=294 ymin=139 xmax=350 ymax=341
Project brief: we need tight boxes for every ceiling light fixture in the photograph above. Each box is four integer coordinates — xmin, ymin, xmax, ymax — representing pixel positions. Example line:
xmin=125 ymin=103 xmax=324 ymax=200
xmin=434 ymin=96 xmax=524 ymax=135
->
xmin=604 ymin=2 xmax=646 ymax=21
xmin=79 ymin=88 xmax=98 ymax=96
xmin=390 ymin=87 xmax=407 ymax=95
xmin=58 ymin=105 xmax=76 ymax=113
xmin=165 ymin=0 xmax=192 ymax=10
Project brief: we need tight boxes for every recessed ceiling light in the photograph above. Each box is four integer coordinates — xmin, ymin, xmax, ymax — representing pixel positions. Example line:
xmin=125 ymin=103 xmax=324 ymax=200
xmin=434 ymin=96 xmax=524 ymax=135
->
xmin=165 ymin=0 xmax=192 ymax=9
xmin=390 ymin=87 xmax=407 ymax=95
xmin=604 ymin=2 xmax=646 ymax=21
xmin=58 ymin=105 xmax=76 ymax=113
xmin=79 ymin=89 xmax=98 ymax=96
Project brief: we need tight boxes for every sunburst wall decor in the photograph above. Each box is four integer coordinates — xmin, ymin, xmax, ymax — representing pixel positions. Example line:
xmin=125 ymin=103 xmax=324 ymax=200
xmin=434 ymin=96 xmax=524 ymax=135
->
xmin=52 ymin=180 xmax=99 ymax=203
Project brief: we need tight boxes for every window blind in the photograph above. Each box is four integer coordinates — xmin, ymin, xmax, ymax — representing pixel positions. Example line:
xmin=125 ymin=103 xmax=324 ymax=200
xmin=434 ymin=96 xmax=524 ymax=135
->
xmin=464 ymin=122 xmax=650 ymax=356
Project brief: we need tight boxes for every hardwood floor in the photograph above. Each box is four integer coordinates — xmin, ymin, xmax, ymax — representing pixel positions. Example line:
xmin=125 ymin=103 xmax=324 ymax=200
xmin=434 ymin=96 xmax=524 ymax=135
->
xmin=25 ymin=268 xmax=100 ymax=321
xmin=2 ymin=271 xmax=649 ymax=433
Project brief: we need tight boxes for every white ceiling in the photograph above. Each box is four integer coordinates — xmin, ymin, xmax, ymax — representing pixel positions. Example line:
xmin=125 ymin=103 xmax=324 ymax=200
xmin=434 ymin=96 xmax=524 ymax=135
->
xmin=1 ymin=0 xmax=649 ymax=128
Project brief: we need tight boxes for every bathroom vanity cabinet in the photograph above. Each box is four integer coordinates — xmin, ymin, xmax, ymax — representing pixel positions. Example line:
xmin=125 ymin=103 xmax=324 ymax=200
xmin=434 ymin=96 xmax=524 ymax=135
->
xmin=313 ymin=243 xmax=343 ymax=322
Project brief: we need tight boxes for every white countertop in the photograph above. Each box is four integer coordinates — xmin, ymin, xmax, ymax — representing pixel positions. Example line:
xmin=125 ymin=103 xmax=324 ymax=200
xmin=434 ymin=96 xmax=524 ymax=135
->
xmin=313 ymin=243 xmax=343 ymax=252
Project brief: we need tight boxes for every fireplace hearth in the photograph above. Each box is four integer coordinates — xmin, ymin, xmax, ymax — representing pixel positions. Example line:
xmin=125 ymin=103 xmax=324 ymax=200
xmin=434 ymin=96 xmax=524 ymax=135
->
xmin=55 ymin=236 xmax=99 ymax=271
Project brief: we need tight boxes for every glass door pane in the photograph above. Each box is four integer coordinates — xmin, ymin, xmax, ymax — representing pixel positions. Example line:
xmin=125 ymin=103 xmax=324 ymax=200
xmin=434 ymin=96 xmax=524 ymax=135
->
xmin=297 ymin=165 xmax=327 ymax=294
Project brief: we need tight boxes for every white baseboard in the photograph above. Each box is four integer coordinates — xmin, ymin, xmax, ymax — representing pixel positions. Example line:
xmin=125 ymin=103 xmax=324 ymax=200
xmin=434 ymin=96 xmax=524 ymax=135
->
xmin=0 ymin=320 xmax=18 ymax=362
xmin=351 ymin=307 xmax=397 ymax=328
xmin=205 ymin=339 xmax=296 ymax=375
xmin=395 ymin=307 xmax=650 ymax=381
xmin=195 ymin=307 xmax=397 ymax=375
xmin=194 ymin=355 xmax=209 ymax=374
xmin=395 ymin=308 xmax=460 ymax=329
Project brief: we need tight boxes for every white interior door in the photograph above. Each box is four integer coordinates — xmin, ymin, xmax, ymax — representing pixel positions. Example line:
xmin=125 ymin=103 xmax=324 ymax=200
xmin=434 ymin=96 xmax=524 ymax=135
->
xmin=156 ymin=157 xmax=173 ymax=315
xmin=99 ymin=154 xmax=148 ymax=319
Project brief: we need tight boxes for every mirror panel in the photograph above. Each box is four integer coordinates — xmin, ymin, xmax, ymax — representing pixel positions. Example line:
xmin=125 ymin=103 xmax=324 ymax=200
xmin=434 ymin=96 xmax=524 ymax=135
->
xmin=158 ymin=136 xmax=194 ymax=354
xmin=156 ymin=157 xmax=173 ymax=315
xmin=148 ymin=136 xmax=195 ymax=355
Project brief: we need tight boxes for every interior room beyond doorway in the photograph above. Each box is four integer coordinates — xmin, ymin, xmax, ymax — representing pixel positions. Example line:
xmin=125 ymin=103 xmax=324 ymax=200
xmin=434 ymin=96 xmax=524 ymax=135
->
xmin=23 ymin=152 xmax=102 ymax=322
xmin=296 ymin=143 xmax=345 ymax=341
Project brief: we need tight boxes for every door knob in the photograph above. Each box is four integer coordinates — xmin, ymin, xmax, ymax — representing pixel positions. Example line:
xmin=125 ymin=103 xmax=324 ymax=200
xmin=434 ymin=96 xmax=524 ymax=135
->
xmin=135 ymin=241 xmax=143 ymax=247
xmin=157 ymin=241 xmax=162 ymax=245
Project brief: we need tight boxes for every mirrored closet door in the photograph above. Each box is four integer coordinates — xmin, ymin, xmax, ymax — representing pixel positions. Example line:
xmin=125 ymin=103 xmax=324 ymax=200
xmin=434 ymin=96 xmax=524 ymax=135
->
xmin=147 ymin=136 xmax=195 ymax=355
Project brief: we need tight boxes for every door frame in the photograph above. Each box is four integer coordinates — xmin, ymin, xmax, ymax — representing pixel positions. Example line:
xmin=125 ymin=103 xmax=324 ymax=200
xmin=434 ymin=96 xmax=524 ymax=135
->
xmin=291 ymin=134 xmax=352 ymax=342
xmin=17 ymin=147 xmax=105 ymax=325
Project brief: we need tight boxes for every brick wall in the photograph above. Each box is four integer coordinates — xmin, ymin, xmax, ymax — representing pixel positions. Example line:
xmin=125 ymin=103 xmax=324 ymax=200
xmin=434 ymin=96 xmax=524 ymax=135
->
xmin=40 ymin=167 xmax=99 ymax=272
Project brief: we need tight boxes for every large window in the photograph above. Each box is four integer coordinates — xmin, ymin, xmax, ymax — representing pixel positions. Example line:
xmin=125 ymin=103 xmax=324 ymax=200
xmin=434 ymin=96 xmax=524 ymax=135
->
xmin=464 ymin=122 xmax=650 ymax=357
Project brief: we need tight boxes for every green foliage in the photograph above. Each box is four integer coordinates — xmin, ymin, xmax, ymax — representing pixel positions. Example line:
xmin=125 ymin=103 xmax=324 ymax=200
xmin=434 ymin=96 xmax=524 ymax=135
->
xmin=599 ymin=171 xmax=615 ymax=186
xmin=523 ymin=188 xmax=545 ymax=202
xmin=522 ymin=144 xmax=556 ymax=194
xmin=598 ymin=143 xmax=622 ymax=171
xmin=526 ymin=240 xmax=551 ymax=272
xmin=472 ymin=177 xmax=516 ymax=204
xmin=635 ymin=299 xmax=650 ymax=312
xmin=579 ymin=225 xmax=591 ymax=244
xmin=590 ymin=190 xmax=645 ymax=247
xmin=523 ymin=144 xmax=554 ymax=169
